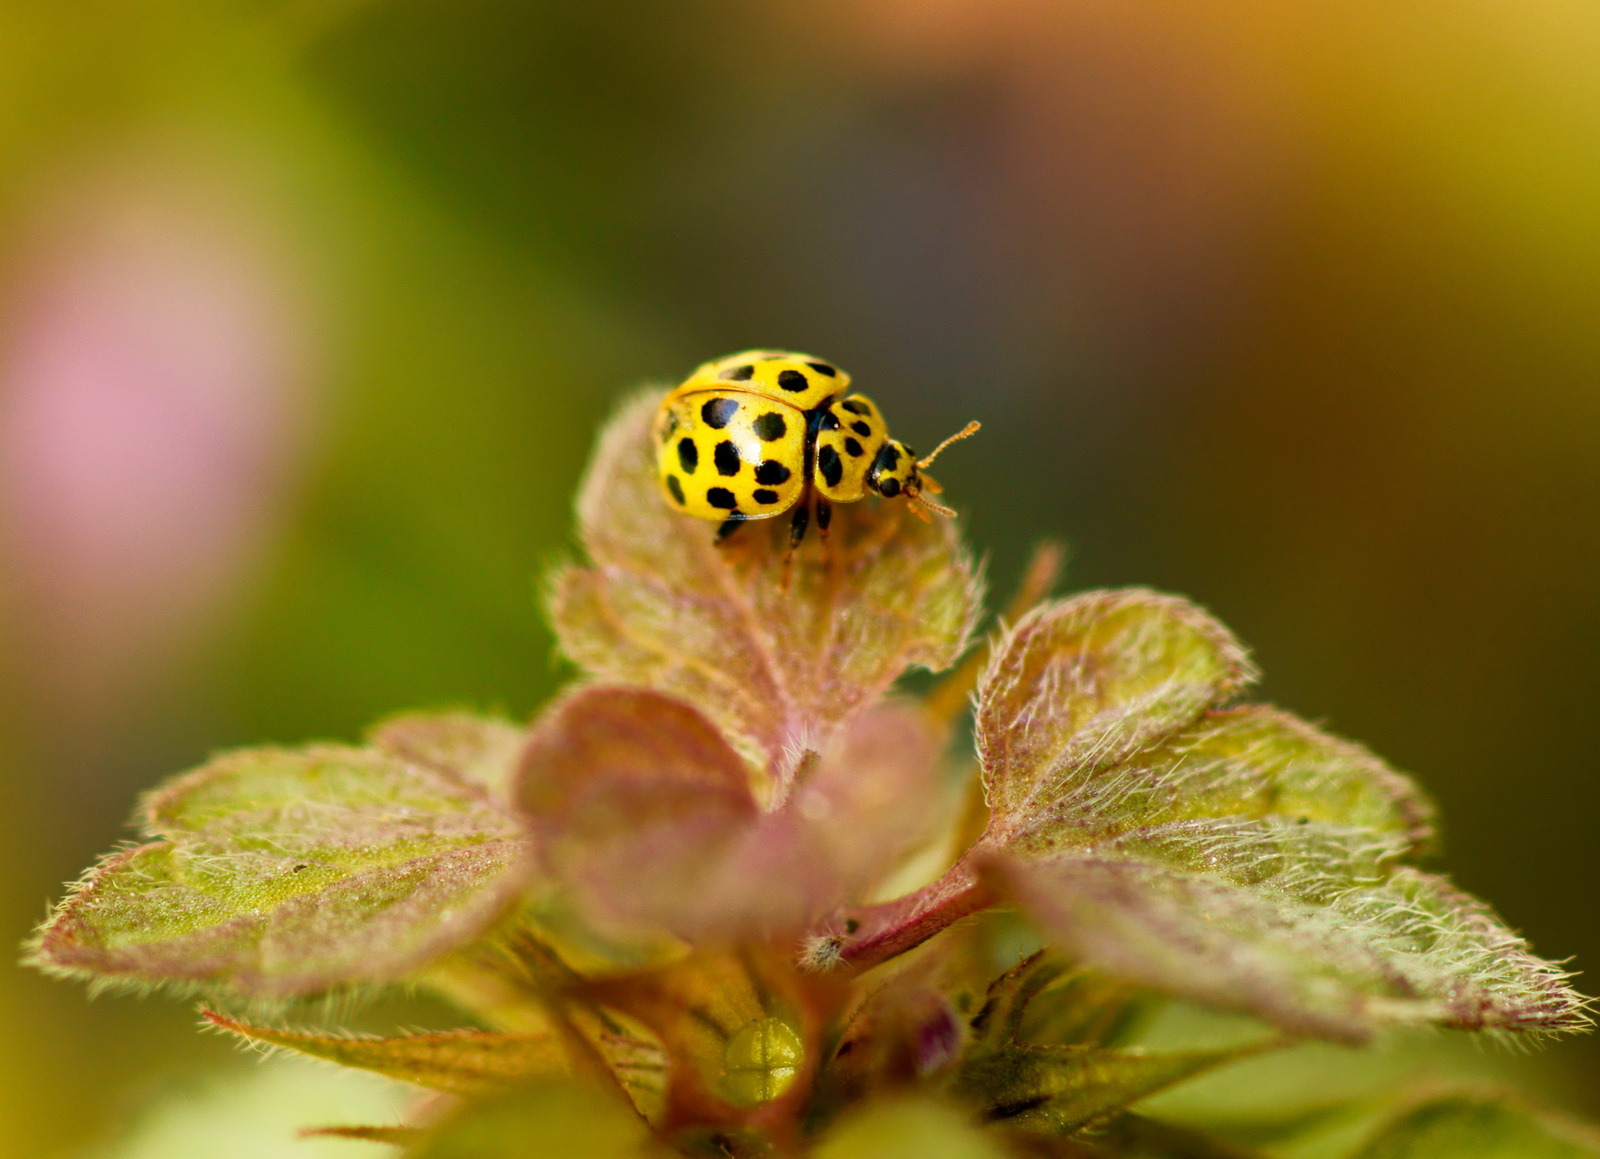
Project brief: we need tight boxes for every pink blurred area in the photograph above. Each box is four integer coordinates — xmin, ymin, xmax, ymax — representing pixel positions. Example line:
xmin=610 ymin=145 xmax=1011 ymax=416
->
xmin=0 ymin=161 xmax=314 ymax=728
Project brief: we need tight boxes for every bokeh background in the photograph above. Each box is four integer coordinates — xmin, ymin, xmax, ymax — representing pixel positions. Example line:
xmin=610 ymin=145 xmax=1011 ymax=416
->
xmin=2 ymin=1 xmax=1598 ymax=1154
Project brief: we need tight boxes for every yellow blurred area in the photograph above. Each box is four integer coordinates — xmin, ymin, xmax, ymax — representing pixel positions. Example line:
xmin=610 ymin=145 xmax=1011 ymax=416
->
xmin=2 ymin=1 xmax=1598 ymax=1153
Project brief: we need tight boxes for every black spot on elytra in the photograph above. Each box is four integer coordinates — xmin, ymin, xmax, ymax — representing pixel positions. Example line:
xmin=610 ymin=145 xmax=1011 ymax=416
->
xmin=840 ymin=399 xmax=868 ymax=415
xmin=666 ymin=475 xmax=686 ymax=505
xmin=718 ymin=363 xmax=754 ymax=381
xmin=753 ymin=488 xmax=780 ymax=505
xmin=844 ymin=437 xmax=864 ymax=457
xmin=778 ymin=369 xmax=809 ymax=393
xmin=755 ymin=460 xmax=791 ymax=485
xmin=878 ymin=477 xmax=901 ymax=497
xmin=701 ymin=397 xmax=739 ymax=428
xmin=677 ymin=437 xmax=699 ymax=474
xmin=714 ymin=440 xmax=742 ymax=476
xmin=752 ymin=411 xmax=787 ymax=441
xmin=817 ymin=410 xmax=841 ymax=431
xmin=706 ymin=487 xmax=737 ymax=509
xmin=851 ymin=420 xmax=872 ymax=437
xmin=818 ymin=445 xmax=843 ymax=488
xmin=806 ymin=361 xmax=837 ymax=377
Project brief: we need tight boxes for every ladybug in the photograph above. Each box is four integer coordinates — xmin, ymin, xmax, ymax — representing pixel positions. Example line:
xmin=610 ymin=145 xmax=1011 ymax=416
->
xmin=653 ymin=350 xmax=980 ymax=548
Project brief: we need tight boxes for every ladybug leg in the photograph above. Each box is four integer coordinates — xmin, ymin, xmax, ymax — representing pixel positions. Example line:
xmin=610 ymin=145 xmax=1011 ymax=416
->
xmin=815 ymin=497 xmax=832 ymax=540
xmin=788 ymin=501 xmax=810 ymax=549
xmin=779 ymin=499 xmax=810 ymax=594
xmin=713 ymin=517 xmax=746 ymax=546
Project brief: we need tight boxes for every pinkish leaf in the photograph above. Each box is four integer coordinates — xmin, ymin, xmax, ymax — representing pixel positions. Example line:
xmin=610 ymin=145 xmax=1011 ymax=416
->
xmin=368 ymin=710 xmax=527 ymax=802
xmin=784 ymin=701 xmax=952 ymax=897
xmin=547 ymin=393 xmax=982 ymax=796
xmin=517 ymin=687 xmax=762 ymax=935
xmin=518 ymin=689 xmax=953 ymax=940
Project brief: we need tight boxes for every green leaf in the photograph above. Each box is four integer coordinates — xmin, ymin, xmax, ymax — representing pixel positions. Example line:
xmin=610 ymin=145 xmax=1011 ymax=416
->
xmin=812 ymin=1098 xmax=1010 ymax=1159
xmin=205 ymin=1011 xmax=568 ymax=1096
xmin=546 ymin=392 xmax=981 ymax=797
xmin=28 ymin=745 xmax=533 ymax=998
xmin=1350 ymin=1093 xmax=1600 ymax=1159
xmin=407 ymin=1081 xmax=668 ymax=1159
xmin=959 ymin=590 xmax=1589 ymax=1041
xmin=951 ymin=1043 xmax=1256 ymax=1136
xmin=940 ymin=948 xmax=1268 ymax=1139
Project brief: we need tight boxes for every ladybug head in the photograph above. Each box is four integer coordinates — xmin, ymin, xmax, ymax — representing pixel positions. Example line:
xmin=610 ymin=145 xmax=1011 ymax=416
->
xmin=866 ymin=421 xmax=980 ymax=521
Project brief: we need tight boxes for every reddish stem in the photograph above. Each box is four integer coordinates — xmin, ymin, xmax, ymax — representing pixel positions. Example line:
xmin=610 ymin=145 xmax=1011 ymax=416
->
xmin=816 ymin=855 xmax=997 ymax=973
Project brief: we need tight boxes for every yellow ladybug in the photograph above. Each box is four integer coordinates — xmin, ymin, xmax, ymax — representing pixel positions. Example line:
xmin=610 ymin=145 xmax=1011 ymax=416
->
xmin=653 ymin=350 xmax=979 ymax=547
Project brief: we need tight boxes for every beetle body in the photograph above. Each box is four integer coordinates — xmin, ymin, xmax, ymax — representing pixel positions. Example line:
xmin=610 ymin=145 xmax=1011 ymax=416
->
xmin=654 ymin=350 xmax=976 ymax=546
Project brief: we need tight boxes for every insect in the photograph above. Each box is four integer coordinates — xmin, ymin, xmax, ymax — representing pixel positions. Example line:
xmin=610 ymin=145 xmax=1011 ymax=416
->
xmin=653 ymin=349 xmax=980 ymax=550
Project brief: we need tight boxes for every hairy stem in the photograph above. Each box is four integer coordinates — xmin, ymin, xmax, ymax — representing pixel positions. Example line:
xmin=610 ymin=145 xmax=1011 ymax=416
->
xmin=804 ymin=856 xmax=997 ymax=974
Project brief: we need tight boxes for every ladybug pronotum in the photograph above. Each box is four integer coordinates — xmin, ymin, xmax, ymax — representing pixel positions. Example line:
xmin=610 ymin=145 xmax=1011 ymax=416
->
xmin=653 ymin=350 xmax=980 ymax=549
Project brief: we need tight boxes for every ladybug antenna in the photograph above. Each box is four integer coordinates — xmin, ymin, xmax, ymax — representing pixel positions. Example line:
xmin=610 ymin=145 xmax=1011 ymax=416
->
xmin=910 ymin=490 xmax=957 ymax=520
xmin=916 ymin=421 xmax=982 ymax=470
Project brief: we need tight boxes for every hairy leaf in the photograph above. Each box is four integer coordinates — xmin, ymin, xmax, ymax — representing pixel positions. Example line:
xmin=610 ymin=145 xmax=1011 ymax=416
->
xmin=369 ymin=710 xmax=527 ymax=801
xmin=978 ymin=590 xmax=1257 ymax=831
xmin=28 ymin=745 xmax=533 ymax=998
xmin=1351 ymin=1092 xmax=1600 ymax=1158
xmin=205 ymin=1011 xmax=567 ymax=1095
xmin=958 ymin=591 xmax=1588 ymax=1041
xmin=547 ymin=392 xmax=981 ymax=795
xmin=994 ymin=704 xmax=1436 ymax=861
xmin=990 ymin=856 xmax=1589 ymax=1042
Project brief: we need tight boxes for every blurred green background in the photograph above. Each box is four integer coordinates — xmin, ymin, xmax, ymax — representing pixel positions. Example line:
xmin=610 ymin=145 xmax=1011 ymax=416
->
xmin=2 ymin=1 xmax=1598 ymax=1153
